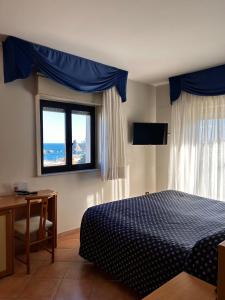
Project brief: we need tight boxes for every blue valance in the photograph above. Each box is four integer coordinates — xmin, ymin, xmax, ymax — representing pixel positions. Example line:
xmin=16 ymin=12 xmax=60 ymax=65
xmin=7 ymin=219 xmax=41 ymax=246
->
xmin=169 ymin=64 xmax=225 ymax=103
xmin=3 ymin=36 xmax=128 ymax=102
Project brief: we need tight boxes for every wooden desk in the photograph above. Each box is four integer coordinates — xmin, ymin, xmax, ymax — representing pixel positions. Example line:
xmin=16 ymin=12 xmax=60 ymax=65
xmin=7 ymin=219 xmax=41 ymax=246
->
xmin=0 ymin=190 xmax=57 ymax=210
xmin=0 ymin=190 xmax=57 ymax=278
xmin=143 ymin=272 xmax=217 ymax=300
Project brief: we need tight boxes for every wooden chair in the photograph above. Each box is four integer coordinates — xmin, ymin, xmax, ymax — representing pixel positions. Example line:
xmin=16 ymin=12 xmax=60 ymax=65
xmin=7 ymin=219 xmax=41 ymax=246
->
xmin=14 ymin=194 xmax=56 ymax=274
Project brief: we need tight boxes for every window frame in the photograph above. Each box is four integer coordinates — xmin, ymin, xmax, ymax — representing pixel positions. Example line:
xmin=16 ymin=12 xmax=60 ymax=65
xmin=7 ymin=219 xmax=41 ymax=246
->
xmin=40 ymin=99 xmax=96 ymax=174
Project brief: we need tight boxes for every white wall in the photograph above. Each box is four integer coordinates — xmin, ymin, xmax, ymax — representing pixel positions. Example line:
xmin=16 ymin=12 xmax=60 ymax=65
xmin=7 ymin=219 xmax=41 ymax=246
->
xmin=156 ymin=84 xmax=171 ymax=191
xmin=125 ymin=80 xmax=156 ymax=194
xmin=0 ymin=75 xmax=156 ymax=233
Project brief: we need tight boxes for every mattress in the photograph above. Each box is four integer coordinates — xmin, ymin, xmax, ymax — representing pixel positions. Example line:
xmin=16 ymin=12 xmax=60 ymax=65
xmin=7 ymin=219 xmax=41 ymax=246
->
xmin=79 ymin=190 xmax=225 ymax=297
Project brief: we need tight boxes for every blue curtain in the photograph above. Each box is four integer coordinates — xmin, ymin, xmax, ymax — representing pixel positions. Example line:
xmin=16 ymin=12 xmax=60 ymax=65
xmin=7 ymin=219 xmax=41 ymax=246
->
xmin=169 ymin=64 xmax=225 ymax=103
xmin=3 ymin=36 xmax=128 ymax=102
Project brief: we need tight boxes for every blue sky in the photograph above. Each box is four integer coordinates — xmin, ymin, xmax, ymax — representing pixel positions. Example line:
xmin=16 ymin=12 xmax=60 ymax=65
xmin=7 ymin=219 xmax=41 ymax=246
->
xmin=43 ymin=110 xmax=89 ymax=143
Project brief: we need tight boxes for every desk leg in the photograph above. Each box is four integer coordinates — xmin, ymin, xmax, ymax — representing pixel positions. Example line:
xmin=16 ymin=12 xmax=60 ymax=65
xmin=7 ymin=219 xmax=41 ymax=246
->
xmin=0 ymin=209 xmax=14 ymax=278
xmin=46 ymin=194 xmax=57 ymax=248
xmin=54 ymin=194 xmax=57 ymax=248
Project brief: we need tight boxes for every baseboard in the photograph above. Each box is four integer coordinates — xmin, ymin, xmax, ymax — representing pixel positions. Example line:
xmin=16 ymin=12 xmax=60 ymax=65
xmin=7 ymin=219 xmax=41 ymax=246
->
xmin=58 ymin=228 xmax=80 ymax=238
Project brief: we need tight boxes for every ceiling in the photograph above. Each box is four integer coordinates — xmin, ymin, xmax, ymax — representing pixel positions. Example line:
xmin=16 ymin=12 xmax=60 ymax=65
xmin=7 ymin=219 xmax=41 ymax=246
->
xmin=1 ymin=0 xmax=225 ymax=85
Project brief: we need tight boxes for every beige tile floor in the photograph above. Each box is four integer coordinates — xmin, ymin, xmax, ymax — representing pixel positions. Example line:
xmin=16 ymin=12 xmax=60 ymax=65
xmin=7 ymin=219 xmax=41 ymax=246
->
xmin=0 ymin=231 xmax=138 ymax=300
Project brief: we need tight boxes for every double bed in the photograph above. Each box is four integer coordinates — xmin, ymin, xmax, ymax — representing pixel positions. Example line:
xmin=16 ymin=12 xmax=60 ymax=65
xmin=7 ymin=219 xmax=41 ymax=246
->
xmin=79 ymin=190 xmax=225 ymax=297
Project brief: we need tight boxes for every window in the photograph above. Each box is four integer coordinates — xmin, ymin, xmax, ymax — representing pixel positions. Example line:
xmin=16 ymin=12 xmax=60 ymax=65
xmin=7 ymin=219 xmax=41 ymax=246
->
xmin=169 ymin=92 xmax=225 ymax=201
xmin=40 ymin=100 xmax=95 ymax=174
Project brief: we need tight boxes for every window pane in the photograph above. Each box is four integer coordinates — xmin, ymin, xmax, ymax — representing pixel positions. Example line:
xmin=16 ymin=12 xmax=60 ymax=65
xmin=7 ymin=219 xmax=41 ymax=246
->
xmin=42 ymin=107 xmax=66 ymax=167
xmin=72 ymin=111 xmax=91 ymax=164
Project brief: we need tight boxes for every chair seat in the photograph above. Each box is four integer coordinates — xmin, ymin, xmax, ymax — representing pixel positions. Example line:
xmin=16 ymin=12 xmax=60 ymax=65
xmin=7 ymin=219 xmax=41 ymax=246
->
xmin=15 ymin=216 xmax=53 ymax=235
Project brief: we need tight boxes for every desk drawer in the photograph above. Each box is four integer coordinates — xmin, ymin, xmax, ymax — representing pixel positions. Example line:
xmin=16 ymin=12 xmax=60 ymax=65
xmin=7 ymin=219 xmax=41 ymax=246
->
xmin=0 ymin=210 xmax=13 ymax=278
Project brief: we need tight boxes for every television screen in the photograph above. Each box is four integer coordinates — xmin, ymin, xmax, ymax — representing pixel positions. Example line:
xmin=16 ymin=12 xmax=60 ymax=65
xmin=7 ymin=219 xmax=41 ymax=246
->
xmin=133 ymin=123 xmax=168 ymax=145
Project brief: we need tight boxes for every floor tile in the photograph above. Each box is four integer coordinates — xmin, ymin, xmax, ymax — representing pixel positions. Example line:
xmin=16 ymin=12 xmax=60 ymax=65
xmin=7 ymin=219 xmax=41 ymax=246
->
xmin=54 ymin=279 xmax=93 ymax=300
xmin=18 ymin=250 xmax=52 ymax=262
xmin=74 ymin=253 xmax=89 ymax=264
xmin=13 ymin=259 xmax=42 ymax=277
xmin=33 ymin=262 xmax=71 ymax=279
xmin=0 ymin=276 xmax=30 ymax=299
xmin=64 ymin=262 xmax=98 ymax=280
xmin=57 ymin=238 xmax=79 ymax=249
xmin=55 ymin=249 xmax=76 ymax=262
xmin=73 ymin=232 xmax=80 ymax=239
xmin=19 ymin=297 xmax=52 ymax=300
xmin=59 ymin=232 xmax=80 ymax=241
xmin=20 ymin=278 xmax=61 ymax=299
xmin=91 ymin=280 xmax=137 ymax=300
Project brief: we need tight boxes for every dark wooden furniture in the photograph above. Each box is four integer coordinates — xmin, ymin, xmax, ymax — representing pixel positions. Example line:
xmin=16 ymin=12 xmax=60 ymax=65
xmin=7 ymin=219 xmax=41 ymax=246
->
xmin=0 ymin=209 xmax=13 ymax=278
xmin=14 ymin=192 xmax=57 ymax=274
xmin=0 ymin=190 xmax=57 ymax=278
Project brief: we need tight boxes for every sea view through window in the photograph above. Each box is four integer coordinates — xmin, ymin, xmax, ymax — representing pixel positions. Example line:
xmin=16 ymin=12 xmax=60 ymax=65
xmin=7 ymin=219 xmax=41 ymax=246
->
xmin=40 ymin=100 xmax=95 ymax=173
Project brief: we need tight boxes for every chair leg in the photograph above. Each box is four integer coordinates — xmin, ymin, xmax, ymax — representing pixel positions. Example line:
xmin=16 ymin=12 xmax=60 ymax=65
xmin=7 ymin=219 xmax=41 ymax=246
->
xmin=26 ymin=243 xmax=30 ymax=274
xmin=52 ymin=242 xmax=55 ymax=263
xmin=51 ymin=230 xmax=55 ymax=263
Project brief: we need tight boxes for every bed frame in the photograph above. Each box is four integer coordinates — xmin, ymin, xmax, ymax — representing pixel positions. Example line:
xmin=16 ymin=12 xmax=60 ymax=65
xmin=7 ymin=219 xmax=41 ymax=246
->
xmin=218 ymin=241 xmax=225 ymax=300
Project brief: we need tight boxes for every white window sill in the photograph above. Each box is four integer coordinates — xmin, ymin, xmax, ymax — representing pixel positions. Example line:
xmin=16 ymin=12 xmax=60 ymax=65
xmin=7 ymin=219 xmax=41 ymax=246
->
xmin=37 ymin=168 xmax=100 ymax=177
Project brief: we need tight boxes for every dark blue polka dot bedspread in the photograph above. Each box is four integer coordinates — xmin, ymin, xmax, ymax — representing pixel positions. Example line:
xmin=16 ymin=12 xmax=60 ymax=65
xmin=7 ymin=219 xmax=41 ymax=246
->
xmin=79 ymin=190 xmax=225 ymax=297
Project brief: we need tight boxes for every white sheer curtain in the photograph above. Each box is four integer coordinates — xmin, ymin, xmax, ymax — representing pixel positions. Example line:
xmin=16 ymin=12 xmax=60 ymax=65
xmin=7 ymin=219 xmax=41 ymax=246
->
xmin=169 ymin=92 xmax=225 ymax=201
xmin=100 ymin=87 xmax=126 ymax=181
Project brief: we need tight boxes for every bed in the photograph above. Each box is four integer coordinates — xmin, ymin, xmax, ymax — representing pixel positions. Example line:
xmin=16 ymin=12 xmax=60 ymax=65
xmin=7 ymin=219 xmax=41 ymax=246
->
xmin=79 ymin=190 xmax=225 ymax=297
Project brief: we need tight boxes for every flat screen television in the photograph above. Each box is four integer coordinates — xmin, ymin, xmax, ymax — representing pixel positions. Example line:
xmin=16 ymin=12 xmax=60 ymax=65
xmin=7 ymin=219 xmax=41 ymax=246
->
xmin=133 ymin=122 xmax=168 ymax=145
